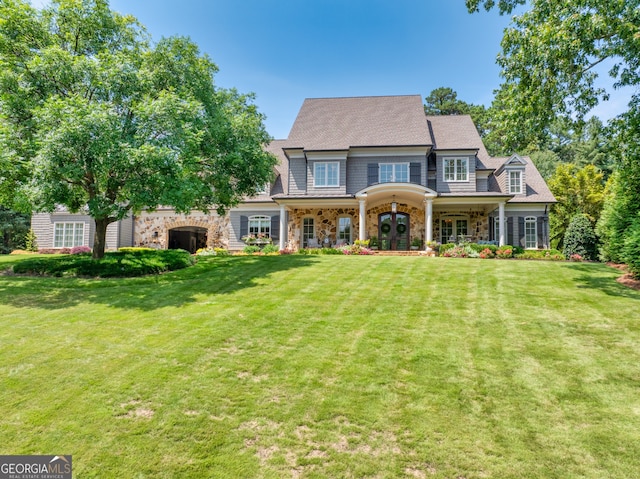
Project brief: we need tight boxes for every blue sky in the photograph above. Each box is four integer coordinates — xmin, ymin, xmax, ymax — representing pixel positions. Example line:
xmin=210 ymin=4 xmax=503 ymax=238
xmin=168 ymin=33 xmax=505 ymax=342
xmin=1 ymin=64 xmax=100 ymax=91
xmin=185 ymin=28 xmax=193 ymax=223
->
xmin=30 ymin=0 xmax=634 ymax=139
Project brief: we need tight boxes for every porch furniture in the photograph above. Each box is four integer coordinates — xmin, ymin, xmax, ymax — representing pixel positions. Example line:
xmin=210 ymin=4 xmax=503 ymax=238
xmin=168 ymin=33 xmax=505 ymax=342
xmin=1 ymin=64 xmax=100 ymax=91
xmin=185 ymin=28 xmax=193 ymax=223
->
xmin=306 ymin=238 xmax=320 ymax=248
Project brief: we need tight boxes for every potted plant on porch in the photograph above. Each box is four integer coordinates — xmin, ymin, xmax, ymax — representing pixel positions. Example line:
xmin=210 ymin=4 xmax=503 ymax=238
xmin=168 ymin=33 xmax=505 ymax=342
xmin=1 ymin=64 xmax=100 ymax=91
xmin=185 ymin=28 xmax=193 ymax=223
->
xmin=369 ymin=236 xmax=378 ymax=250
xmin=410 ymin=237 xmax=422 ymax=250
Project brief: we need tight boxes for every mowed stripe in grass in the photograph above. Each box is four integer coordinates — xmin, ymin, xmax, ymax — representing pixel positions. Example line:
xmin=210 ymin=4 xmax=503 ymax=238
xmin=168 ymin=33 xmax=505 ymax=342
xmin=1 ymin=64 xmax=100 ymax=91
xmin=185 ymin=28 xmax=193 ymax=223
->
xmin=1 ymin=255 xmax=640 ymax=478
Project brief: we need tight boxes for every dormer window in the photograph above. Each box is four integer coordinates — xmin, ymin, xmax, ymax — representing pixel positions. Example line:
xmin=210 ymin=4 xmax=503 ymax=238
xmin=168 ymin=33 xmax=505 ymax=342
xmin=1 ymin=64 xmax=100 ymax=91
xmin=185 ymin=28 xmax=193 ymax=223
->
xmin=444 ymin=157 xmax=468 ymax=182
xmin=380 ymin=163 xmax=408 ymax=183
xmin=509 ymin=170 xmax=522 ymax=194
xmin=254 ymin=183 xmax=269 ymax=196
xmin=314 ymin=162 xmax=339 ymax=187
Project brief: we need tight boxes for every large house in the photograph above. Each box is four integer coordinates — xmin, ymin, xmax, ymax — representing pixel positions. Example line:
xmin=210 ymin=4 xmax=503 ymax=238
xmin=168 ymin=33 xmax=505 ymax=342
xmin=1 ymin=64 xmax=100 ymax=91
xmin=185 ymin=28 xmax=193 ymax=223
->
xmin=32 ymin=95 xmax=555 ymax=252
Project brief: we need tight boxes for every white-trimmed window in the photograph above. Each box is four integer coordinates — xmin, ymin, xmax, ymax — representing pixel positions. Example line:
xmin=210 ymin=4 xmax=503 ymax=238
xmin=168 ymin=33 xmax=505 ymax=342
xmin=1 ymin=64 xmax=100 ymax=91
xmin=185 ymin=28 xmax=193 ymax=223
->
xmin=248 ymin=215 xmax=271 ymax=238
xmin=337 ymin=216 xmax=352 ymax=242
xmin=379 ymin=163 xmax=409 ymax=183
xmin=255 ymin=183 xmax=270 ymax=195
xmin=443 ymin=157 xmax=468 ymax=182
xmin=509 ymin=170 xmax=523 ymax=194
xmin=441 ymin=216 xmax=468 ymax=243
xmin=54 ymin=222 xmax=85 ymax=248
xmin=525 ymin=216 xmax=537 ymax=249
xmin=302 ymin=217 xmax=315 ymax=246
xmin=314 ymin=162 xmax=339 ymax=187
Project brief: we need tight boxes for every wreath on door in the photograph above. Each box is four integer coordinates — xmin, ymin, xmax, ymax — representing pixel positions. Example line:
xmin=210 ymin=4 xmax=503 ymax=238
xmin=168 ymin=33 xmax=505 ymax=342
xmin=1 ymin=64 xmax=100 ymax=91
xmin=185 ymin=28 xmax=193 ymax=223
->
xmin=396 ymin=224 xmax=407 ymax=234
xmin=381 ymin=223 xmax=391 ymax=234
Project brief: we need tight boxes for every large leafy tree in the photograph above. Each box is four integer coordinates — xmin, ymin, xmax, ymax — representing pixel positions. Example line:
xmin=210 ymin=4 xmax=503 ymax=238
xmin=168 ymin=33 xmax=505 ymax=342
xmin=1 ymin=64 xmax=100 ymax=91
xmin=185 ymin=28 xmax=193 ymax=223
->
xmin=467 ymin=0 xmax=640 ymax=262
xmin=0 ymin=0 xmax=276 ymax=259
xmin=467 ymin=0 xmax=640 ymax=152
xmin=529 ymin=117 xmax=613 ymax=180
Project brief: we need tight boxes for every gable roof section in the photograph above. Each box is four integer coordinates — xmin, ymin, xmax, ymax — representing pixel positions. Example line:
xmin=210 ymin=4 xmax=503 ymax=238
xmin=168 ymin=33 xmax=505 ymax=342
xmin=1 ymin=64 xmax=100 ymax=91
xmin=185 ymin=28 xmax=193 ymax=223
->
xmin=244 ymin=139 xmax=288 ymax=201
xmin=492 ymin=155 xmax=556 ymax=203
xmin=427 ymin=115 xmax=555 ymax=202
xmin=287 ymin=95 xmax=432 ymax=151
xmin=265 ymin=139 xmax=288 ymax=196
xmin=426 ymin=114 xmax=493 ymax=167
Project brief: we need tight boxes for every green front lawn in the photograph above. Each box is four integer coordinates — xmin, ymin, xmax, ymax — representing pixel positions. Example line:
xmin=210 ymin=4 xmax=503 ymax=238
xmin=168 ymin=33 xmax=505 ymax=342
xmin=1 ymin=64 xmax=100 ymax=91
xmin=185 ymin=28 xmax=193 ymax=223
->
xmin=1 ymin=256 xmax=639 ymax=478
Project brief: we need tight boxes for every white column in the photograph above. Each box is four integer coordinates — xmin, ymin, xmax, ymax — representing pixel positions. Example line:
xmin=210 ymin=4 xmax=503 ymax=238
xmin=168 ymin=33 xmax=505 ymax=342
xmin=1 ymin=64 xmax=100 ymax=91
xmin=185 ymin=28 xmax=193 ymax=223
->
xmin=425 ymin=198 xmax=433 ymax=244
xmin=499 ymin=202 xmax=506 ymax=246
xmin=279 ymin=204 xmax=286 ymax=251
xmin=359 ymin=199 xmax=366 ymax=241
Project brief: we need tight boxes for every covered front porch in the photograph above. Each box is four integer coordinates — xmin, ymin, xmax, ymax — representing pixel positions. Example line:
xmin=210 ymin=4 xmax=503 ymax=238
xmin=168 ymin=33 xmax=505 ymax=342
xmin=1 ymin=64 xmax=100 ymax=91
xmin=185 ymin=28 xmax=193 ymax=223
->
xmin=275 ymin=185 xmax=511 ymax=251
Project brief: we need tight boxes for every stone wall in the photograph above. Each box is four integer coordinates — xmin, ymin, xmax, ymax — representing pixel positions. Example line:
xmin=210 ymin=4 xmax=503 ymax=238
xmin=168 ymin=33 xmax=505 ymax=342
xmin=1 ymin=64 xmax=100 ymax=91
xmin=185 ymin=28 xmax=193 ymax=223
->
xmin=286 ymin=204 xmax=490 ymax=250
xmin=366 ymin=202 xmax=426 ymax=243
xmin=287 ymin=202 xmax=428 ymax=250
xmin=287 ymin=207 xmax=359 ymax=250
xmin=133 ymin=206 xmax=492 ymax=252
xmin=432 ymin=210 xmax=490 ymax=243
xmin=134 ymin=212 xmax=229 ymax=250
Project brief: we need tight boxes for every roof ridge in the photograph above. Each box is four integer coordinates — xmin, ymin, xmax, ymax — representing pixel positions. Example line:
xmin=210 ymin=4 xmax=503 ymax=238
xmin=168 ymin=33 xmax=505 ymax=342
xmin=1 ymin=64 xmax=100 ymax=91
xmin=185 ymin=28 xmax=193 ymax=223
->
xmin=303 ymin=94 xmax=422 ymax=101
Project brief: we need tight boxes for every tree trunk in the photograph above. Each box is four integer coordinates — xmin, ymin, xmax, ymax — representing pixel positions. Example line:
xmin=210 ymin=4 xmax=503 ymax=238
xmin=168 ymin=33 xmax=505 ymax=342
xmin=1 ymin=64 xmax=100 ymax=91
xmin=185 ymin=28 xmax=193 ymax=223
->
xmin=92 ymin=217 xmax=112 ymax=260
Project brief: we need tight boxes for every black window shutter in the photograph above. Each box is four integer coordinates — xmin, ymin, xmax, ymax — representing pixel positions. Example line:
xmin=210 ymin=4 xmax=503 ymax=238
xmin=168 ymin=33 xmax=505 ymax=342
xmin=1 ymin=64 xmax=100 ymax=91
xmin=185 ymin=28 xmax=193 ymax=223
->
xmin=270 ymin=215 xmax=280 ymax=241
xmin=537 ymin=217 xmax=545 ymax=248
xmin=410 ymin=163 xmax=421 ymax=184
xmin=518 ymin=217 xmax=525 ymax=247
xmin=428 ymin=154 xmax=436 ymax=171
xmin=489 ymin=217 xmax=495 ymax=241
xmin=367 ymin=164 xmax=378 ymax=186
xmin=240 ymin=215 xmax=248 ymax=238
xmin=507 ymin=217 xmax=514 ymax=246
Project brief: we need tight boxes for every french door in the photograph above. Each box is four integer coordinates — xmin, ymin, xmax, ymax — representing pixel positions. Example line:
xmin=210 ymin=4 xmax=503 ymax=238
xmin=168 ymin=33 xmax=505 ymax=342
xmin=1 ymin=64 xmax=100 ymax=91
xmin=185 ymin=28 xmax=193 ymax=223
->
xmin=379 ymin=212 xmax=410 ymax=250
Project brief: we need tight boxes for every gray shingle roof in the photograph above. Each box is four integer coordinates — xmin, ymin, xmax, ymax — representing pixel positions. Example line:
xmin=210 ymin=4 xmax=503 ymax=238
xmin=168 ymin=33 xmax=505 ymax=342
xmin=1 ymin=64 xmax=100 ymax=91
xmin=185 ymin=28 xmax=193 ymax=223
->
xmin=492 ymin=156 xmax=557 ymax=203
xmin=426 ymin=114 xmax=493 ymax=167
xmin=287 ymin=95 xmax=432 ymax=150
xmin=266 ymin=96 xmax=555 ymax=204
xmin=244 ymin=139 xmax=288 ymax=201
xmin=426 ymin=115 xmax=555 ymax=202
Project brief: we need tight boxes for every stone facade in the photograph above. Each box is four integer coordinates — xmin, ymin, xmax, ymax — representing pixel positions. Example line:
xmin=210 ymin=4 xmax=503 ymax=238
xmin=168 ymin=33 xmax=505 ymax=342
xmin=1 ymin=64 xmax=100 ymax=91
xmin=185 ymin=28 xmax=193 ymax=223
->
xmin=287 ymin=207 xmax=359 ymax=250
xmin=366 ymin=202 xmax=426 ymax=244
xmin=132 ymin=206 xmax=491 ymax=252
xmin=134 ymin=212 xmax=230 ymax=250
xmin=432 ymin=210 xmax=490 ymax=243
xmin=286 ymin=204 xmax=490 ymax=250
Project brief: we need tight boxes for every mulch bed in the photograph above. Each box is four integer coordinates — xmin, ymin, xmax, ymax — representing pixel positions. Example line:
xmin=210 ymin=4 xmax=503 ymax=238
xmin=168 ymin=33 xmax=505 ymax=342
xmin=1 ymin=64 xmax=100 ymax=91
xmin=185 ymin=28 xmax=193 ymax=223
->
xmin=608 ymin=263 xmax=640 ymax=291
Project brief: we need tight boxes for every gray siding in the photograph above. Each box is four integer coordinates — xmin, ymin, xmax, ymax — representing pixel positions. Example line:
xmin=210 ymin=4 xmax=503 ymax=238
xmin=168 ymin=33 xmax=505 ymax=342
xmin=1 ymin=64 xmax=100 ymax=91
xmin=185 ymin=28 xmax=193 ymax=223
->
xmin=505 ymin=167 xmax=527 ymax=195
xmin=346 ymin=155 xmax=426 ymax=194
xmin=436 ymin=154 xmax=477 ymax=194
xmin=104 ymin=221 xmax=119 ymax=249
xmin=307 ymin=158 xmax=347 ymax=195
xmin=228 ymin=209 xmax=283 ymax=250
xmin=31 ymin=212 xmax=130 ymax=250
xmin=476 ymin=177 xmax=488 ymax=192
xmin=118 ymin=215 xmax=134 ymax=248
xmin=490 ymin=208 xmax=549 ymax=248
xmin=288 ymin=157 xmax=307 ymax=195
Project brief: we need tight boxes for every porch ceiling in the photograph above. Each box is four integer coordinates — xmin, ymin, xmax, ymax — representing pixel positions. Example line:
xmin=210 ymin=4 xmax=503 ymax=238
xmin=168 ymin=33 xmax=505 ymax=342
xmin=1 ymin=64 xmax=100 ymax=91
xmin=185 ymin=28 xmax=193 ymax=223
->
xmin=274 ymin=196 xmax=359 ymax=209
xmin=355 ymin=182 xmax=436 ymax=209
xmin=432 ymin=194 xmax=511 ymax=213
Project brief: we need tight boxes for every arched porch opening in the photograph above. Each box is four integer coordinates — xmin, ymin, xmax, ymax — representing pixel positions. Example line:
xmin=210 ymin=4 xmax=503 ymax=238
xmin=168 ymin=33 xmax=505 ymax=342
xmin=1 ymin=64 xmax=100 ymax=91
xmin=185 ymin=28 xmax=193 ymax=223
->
xmin=168 ymin=226 xmax=207 ymax=253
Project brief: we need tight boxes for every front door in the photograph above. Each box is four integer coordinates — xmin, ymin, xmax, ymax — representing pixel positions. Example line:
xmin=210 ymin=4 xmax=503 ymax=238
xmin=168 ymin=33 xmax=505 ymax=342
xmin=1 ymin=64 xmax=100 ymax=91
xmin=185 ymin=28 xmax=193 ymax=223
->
xmin=379 ymin=212 xmax=410 ymax=250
